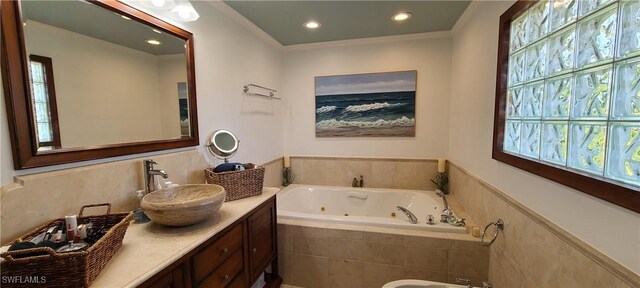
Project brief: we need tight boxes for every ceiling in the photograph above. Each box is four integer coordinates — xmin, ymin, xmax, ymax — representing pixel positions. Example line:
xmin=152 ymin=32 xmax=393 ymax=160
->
xmin=223 ymin=0 xmax=471 ymax=46
xmin=21 ymin=1 xmax=186 ymax=55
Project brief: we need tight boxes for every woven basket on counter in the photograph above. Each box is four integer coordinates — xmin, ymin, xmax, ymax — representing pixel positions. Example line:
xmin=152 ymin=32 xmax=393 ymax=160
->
xmin=0 ymin=203 xmax=132 ymax=288
xmin=204 ymin=163 xmax=265 ymax=201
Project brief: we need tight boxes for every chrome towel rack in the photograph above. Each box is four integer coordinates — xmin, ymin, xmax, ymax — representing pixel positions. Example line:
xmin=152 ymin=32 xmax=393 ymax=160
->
xmin=242 ymin=83 xmax=281 ymax=100
xmin=481 ymin=219 xmax=504 ymax=246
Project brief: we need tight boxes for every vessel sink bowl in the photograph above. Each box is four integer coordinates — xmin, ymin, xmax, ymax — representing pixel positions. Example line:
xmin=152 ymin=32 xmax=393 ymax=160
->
xmin=141 ymin=184 xmax=226 ymax=227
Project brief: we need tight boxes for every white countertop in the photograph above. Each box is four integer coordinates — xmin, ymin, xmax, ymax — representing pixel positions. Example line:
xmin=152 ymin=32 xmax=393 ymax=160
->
xmin=90 ymin=187 xmax=279 ymax=288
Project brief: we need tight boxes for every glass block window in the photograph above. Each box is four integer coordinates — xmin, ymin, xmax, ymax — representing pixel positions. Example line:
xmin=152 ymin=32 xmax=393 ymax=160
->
xmin=496 ymin=0 xmax=639 ymax=212
xmin=28 ymin=55 xmax=60 ymax=149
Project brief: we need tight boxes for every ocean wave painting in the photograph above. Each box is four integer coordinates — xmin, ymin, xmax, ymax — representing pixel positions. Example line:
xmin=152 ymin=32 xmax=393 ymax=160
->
xmin=315 ymin=70 xmax=416 ymax=137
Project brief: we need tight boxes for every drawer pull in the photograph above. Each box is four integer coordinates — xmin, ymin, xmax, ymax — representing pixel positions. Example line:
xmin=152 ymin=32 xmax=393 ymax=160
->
xmin=252 ymin=248 xmax=257 ymax=254
xmin=224 ymin=274 xmax=230 ymax=280
xmin=222 ymin=248 xmax=229 ymax=254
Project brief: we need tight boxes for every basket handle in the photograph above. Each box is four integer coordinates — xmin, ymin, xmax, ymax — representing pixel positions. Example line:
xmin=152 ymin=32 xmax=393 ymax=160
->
xmin=79 ymin=203 xmax=111 ymax=217
xmin=1 ymin=247 xmax=56 ymax=262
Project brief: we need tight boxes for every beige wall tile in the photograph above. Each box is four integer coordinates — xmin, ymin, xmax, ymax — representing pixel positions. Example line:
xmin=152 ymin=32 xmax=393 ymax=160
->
xmin=403 ymin=267 xmax=448 ymax=283
xmin=344 ymin=160 xmax=372 ymax=188
xmin=370 ymin=161 xmax=397 ymax=188
xmin=278 ymin=223 xmax=292 ymax=235
xmin=449 ymin=239 xmax=489 ymax=253
xmin=290 ymin=157 xmax=438 ymax=190
xmin=364 ymin=242 xmax=405 ymax=265
xmin=447 ymin=273 xmax=486 ymax=287
xmin=489 ymin=246 xmax=521 ymax=288
xmin=278 ymin=231 xmax=293 ymax=252
xmin=393 ymin=162 xmax=433 ymax=190
xmin=544 ymin=245 xmax=625 ymax=288
xmin=364 ymin=232 xmax=405 ymax=244
xmin=292 ymin=254 xmax=329 ymax=288
xmin=328 ymin=238 xmax=365 ymax=261
xmin=363 ymin=263 xmax=404 ymax=288
xmin=262 ymin=158 xmax=283 ymax=187
xmin=519 ymin=270 xmax=540 ymax=288
xmin=448 ymin=250 xmax=489 ymax=277
xmin=326 ymin=228 xmax=364 ymax=240
xmin=405 ymin=235 xmax=449 ymax=249
xmin=404 ymin=245 xmax=449 ymax=272
xmin=293 ymin=235 xmax=329 ymax=256
xmin=279 ymin=252 xmax=293 ymax=284
xmin=291 ymin=225 xmax=327 ymax=237
xmin=290 ymin=159 xmax=305 ymax=184
xmin=327 ymin=259 xmax=365 ymax=288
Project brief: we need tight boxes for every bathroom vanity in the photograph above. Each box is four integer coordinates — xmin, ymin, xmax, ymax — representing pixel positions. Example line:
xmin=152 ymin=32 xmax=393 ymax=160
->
xmin=89 ymin=188 xmax=280 ymax=288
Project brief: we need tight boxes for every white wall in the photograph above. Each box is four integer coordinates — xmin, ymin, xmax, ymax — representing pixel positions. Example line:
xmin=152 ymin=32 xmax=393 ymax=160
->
xmin=449 ymin=1 xmax=640 ymax=274
xmin=282 ymin=35 xmax=452 ymax=158
xmin=1 ymin=2 xmax=284 ymax=184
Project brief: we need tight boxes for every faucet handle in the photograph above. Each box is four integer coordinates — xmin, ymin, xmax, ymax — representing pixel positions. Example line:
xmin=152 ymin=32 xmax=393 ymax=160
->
xmin=482 ymin=282 xmax=492 ymax=288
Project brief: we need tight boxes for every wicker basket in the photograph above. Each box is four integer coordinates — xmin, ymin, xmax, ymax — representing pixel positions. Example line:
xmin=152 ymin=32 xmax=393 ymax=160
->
xmin=204 ymin=163 xmax=265 ymax=201
xmin=0 ymin=203 xmax=132 ymax=288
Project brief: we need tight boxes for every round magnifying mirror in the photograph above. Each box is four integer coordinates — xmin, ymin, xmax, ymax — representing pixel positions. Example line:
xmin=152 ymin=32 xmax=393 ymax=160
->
xmin=206 ymin=129 xmax=239 ymax=163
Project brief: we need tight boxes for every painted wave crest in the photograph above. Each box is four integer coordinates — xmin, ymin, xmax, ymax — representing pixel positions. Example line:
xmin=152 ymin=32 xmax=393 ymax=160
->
xmin=316 ymin=106 xmax=337 ymax=113
xmin=316 ymin=116 xmax=415 ymax=129
xmin=345 ymin=102 xmax=403 ymax=112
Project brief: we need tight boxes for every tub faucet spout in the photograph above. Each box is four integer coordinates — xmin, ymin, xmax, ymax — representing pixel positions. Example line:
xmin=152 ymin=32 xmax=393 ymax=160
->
xmin=396 ymin=206 xmax=418 ymax=224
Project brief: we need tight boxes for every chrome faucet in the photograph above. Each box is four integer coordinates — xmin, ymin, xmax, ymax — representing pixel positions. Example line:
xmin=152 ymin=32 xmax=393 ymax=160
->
xmin=396 ymin=206 xmax=418 ymax=224
xmin=144 ymin=159 xmax=168 ymax=194
xmin=456 ymin=278 xmax=473 ymax=288
xmin=435 ymin=189 xmax=453 ymax=223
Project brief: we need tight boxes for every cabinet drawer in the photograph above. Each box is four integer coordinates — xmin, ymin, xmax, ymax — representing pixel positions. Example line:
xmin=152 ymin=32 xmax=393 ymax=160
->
xmin=226 ymin=272 xmax=245 ymax=288
xmin=192 ymin=223 xmax=243 ymax=284
xmin=197 ymin=249 xmax=244 ymax=288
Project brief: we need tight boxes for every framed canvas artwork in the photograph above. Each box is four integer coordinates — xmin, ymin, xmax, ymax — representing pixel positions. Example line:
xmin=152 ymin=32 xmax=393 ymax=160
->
xmin=315 ymin=70 xmax=416 ymax=137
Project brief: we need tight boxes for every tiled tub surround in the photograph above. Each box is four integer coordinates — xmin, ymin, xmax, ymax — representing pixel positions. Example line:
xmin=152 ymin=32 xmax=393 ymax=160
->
xmin=0 ymin=150 xmax=284 ymax=243
xmin=277 ymin=220 xmax=489 ymax=288
xmin=447 ymin=162 xmax=640 ymax=288
xmin=289 ymin=156 xmax=438 ymax=190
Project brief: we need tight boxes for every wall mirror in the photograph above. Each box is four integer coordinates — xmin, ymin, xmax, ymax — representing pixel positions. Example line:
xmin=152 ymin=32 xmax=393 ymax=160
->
xmin=1 ymin=0 xmax=198 ymax=169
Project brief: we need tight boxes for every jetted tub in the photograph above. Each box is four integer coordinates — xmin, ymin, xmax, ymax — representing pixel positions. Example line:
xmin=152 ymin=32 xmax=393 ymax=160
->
xmin=277 ymin=184 xmax=467 ymax=233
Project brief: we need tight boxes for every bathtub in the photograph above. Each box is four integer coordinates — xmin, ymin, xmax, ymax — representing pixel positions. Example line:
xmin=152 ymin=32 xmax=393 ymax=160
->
xmin=276 ymin=184 xmax=467 ymax=233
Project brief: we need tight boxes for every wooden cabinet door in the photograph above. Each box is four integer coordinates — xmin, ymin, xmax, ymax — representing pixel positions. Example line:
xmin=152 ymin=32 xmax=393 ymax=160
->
xmin=247 ymin=199 xmax=276 ymax=282
xmin=140 ymin=264 xmax=187 ymax=288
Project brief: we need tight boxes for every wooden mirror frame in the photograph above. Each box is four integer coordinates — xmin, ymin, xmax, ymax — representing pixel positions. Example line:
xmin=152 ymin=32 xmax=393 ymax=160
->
xmin=492 ymin=1 xmax=639 ymax=213
xmin=1 ymin=0 xmax=199 ymax=169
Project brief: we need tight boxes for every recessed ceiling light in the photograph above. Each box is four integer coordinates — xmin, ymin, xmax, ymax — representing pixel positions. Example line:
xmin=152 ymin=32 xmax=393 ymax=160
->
xmin=146 ymin=39 xmax=161 ymax=45
xmin=392 ymin=12 xmax=412 ymax=22
xmin=304 ymin=21 xmax=321 ymax=29
xmin=120 ymin=15 xmax=131 ymax=20
xmin=152 ymin=29 xmax=162 ymax=34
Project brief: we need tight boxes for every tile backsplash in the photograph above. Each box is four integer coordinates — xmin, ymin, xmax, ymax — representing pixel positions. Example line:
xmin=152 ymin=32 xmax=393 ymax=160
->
xmin=0 ymin=150 xmax=283 ymax=243
xmin=290 ymin=156 xmax=439 ymax=190
xmin=447 ymin=162 xmax=639 ymax=288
